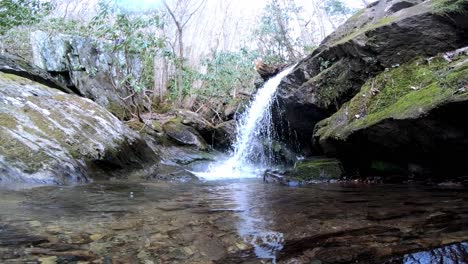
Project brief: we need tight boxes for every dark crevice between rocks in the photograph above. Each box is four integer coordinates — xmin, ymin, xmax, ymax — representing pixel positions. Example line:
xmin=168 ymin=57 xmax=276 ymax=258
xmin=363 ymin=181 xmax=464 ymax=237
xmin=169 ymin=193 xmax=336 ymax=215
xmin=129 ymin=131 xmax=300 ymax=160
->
xmin=48 ymin=71 xmax=83 ymax=96
xmin=0 ymin=54 xmax=73 ymax=94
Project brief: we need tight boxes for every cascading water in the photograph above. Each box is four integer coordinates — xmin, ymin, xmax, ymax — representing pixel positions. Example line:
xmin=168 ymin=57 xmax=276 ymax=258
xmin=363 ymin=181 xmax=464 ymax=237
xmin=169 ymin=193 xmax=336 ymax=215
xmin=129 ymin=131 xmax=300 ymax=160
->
xmin=196 ymin=64 xmax=296 ymax=180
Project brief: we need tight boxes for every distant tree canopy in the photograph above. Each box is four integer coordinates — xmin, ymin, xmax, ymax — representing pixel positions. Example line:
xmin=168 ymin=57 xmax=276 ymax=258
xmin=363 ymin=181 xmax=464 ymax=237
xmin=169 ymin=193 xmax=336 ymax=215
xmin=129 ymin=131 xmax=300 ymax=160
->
xmin=254 ymin=0 xmax=302 ymax=64
xmin=324 ymin=0 xmax=355 ymax=18
xmin=0 ymin=0 xmax=359 ymax=112
xmin=0 ymin=0 xmax=53 ymax=35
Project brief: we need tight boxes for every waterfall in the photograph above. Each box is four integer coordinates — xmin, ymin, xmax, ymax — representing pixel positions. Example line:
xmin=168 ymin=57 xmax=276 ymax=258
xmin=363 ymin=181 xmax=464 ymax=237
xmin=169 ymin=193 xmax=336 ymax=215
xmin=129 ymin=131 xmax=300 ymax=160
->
xmin=196 ymin=64 xmax=296 ymax=180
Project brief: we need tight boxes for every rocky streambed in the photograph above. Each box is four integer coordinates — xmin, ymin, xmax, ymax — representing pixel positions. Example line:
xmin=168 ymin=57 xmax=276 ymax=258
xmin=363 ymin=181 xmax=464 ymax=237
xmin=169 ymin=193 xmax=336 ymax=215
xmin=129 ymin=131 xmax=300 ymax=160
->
xmin=0 ymin=179 xmax=467 ymax=263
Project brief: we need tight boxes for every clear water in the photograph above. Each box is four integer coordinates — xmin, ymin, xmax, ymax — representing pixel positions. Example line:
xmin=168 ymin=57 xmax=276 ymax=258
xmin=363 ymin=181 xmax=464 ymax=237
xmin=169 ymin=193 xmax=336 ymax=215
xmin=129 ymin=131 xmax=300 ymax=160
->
xmin=196 ymin=65 xmax=296 ymax=180
xmin=0 ymin=179 xmax=467 ymax=263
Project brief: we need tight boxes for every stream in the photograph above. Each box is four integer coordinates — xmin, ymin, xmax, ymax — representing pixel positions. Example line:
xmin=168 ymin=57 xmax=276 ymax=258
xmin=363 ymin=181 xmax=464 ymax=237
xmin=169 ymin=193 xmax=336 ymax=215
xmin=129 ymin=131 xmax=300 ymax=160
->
xmin=0 ymin=178 xmax=467 ymax=263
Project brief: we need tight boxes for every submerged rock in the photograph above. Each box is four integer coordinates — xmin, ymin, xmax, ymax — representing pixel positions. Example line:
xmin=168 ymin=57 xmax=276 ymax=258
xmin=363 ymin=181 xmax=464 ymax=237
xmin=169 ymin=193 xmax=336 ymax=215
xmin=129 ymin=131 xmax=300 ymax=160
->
xmin=0 ymin=56 xmax=158 ymax=185
xmin=274 ymin=0 xmax=468 ymax=150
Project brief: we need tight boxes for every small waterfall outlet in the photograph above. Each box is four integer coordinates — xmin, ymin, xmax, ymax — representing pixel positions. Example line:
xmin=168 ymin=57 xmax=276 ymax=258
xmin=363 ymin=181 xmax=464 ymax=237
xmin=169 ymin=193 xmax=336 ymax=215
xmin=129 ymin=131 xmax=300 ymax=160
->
xmin=196 ymin=64 xmax=296 ymax=180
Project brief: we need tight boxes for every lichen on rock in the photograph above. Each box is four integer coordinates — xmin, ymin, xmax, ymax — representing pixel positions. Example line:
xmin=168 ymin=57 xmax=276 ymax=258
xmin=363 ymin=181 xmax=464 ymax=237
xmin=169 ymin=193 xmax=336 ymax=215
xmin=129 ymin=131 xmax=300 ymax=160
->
xmin=0 ymin=63 xmax=158 ymax=185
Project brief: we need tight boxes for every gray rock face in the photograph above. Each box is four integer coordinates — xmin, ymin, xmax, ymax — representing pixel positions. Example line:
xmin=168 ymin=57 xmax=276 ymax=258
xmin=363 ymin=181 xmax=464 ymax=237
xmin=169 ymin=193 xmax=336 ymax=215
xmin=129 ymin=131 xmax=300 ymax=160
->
xmin=0 ymin=56 xmax=158 ymax=185
xmin=162 ymin=121 xmax=209 ymax=151
xmin=274 ymin=0 xmax=468 ymax=151
xmin=0 ymin=54 xmax=71 ymax=93
xmin=30 ymin=31 xmax=144 ymax=119
xmin=174 ymin=109 xmax=215 ymax=141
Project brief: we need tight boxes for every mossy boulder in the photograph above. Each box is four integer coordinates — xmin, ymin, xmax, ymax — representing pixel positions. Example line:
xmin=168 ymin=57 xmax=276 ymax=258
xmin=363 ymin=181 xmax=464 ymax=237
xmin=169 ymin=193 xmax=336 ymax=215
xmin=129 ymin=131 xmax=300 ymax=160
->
xmin=174 ymin=109 xmax=215 ymax=141
xmin=163 ymin=120 xmax=208 ymax=151
xmin=287 ymin=158 xmax=344 ymax=181
xmin=314 ymin=50 xmax=468 ymax=180
xmin=274 ymin=0 xmax=468 ymax=151
xmin=0 ymin=59 xmax=158 ymax=186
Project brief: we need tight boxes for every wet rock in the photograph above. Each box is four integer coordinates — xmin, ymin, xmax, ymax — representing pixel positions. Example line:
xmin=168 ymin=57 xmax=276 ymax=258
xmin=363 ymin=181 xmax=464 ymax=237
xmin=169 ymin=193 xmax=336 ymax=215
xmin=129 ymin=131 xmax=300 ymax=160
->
xmin=193 ymin=234 xmax=226 ymax=260
xmin=163 ymin=120 xmax=209 ymax=151
xmin=213 ymin=120 xmax=236 ymax=150
xmin=26 ymin=248 xmax=97 ymax=262
xmin=263 ymin=158 xmax=343 ymax=185
xmin=38 ymin=256 xmax=57 ymax=264
xmin=275 ymin=0 xmax=468 ymax=150
xmin=286 ymin=158 xmax=344 ymax=181
xmin=158 ymin=146 xmax=215 ymax=166
xmin=0 ymin=56 xmax=158 ymax=185
xmin=0 ymin=225 xmax=49 ymax=246
xmin=254 ymin=60 xmax=287 ymax=81
xmin=152 ymin=163 xmax=199 ymax=182
xmin=223 ymin=100 xmax=241 ymax=119
xmin=90 ymin=234 xmax=104 ymax=241
xmin=268 ymin=140 xmax=299 ymax=165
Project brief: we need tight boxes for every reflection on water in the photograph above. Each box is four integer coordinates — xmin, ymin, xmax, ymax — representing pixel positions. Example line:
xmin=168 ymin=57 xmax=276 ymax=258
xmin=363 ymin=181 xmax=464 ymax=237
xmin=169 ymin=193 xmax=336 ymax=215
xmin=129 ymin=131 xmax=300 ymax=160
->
xmin=229 ymin=182 xmax=284 ymax=262
xmin=0 ymin=179 xmax=467 ymax=263
xmin=402 ymin=242 xmax=468 ymax=264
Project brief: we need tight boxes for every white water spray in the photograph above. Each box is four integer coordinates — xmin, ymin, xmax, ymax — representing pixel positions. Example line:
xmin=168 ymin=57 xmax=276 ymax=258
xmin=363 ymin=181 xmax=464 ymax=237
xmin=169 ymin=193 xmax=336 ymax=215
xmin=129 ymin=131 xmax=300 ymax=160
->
xmin=196 ymin=65 xmax=296 ymax=180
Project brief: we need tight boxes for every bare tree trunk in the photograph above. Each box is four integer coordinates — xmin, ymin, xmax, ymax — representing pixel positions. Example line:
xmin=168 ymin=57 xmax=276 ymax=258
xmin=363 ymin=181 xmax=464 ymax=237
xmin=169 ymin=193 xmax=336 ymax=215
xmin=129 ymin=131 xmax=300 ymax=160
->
xmin=163 ymin=0 xmax=206 ymax=106
xmin=310 ymin=0 xmax=327 ymax=40
xmin=153 ymin=55 xmax=168 ymax=102
xmin=272 ymin=0 xmax=297 ymax=61
xmin=325 ymin=12 xmax=337 ymax=31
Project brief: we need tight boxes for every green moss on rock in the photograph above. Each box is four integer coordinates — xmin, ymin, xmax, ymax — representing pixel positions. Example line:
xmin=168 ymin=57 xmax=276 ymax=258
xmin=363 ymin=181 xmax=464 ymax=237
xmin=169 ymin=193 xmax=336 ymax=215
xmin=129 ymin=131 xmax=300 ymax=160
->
xmin=334 ymin=16 xmax=397 ymax=46
xmin=432 ymin=0 xmax=468 ymax=14
xmin=0 ymin=70 xmax=157 ymax=184
xmin=316 ymin=54 xmax=468 ymax=141
xmin=0 ymin=128 xmax=50 ymax=173
xmin=0 ymin=113 xmax=18 ymax=129
xmin=287 ymin=158 xmax=344 ymax=181
xmin=106 ymin=100 xmax=129 ymax=120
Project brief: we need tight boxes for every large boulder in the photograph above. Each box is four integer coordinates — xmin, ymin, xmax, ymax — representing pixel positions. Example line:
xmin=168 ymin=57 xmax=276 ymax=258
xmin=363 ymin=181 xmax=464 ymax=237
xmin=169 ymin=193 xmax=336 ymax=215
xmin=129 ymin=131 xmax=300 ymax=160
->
xmin=314 ymin=50 xmax=468 ymax=180
xmin=173 ymin=109 xmax=215 ymax=141
xmin=274 ymin=0 xmax=468 ymax=151
xmin=0 ymin=56 xmax=158 ymax=185
xmin=30 ymin=31 xmax=144 ymax=119
xmin=162 ymin=120 xmax=209 ymax=151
